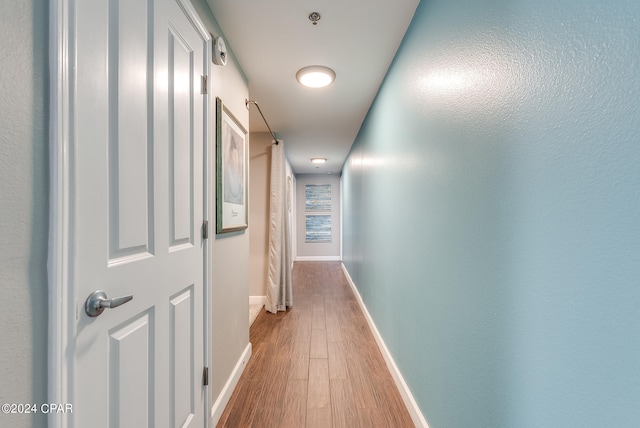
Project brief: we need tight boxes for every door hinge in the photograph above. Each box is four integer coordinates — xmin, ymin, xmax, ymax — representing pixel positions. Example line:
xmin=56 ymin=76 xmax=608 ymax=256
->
xmin=203 ymin=367 xmax=209 ymax=386
xmin=201 ymin=75 xmax=208 ymax=94
xmin=202 ymin=220 xmax=209 ymax=239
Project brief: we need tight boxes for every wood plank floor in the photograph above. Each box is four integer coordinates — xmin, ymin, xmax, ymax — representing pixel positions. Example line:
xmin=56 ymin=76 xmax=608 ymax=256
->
xmin=216 ymin=261 xmax=415 ymax=428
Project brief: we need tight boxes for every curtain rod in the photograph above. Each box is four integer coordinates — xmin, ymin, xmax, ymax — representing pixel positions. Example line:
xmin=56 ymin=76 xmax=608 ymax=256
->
xmin=245 ymin=99 xmax=279 ymax=145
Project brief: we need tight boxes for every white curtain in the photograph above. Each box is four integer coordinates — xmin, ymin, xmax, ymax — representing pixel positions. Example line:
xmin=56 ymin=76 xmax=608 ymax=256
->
xmin=266 ymin=142 xmax=293 ymax=313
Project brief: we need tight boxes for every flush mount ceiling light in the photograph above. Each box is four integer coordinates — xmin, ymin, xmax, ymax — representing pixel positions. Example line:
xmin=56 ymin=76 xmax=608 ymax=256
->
xmin=311 ymin=158 xmax=327 ymax=164
xmin=296 ymin=66 xmax=336 ymax=88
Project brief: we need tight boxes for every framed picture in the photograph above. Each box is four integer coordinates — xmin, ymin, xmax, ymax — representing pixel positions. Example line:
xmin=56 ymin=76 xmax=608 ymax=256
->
xmin=305 ymin=184 xmax=332 ymax=211
xmin=216 ymin=97 xmax=248 ymax=233
xmin=305 ymin=214 xmax=332 ymax=243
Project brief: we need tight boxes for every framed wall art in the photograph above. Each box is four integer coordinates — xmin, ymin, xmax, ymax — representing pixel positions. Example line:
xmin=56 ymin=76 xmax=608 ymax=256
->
xmin=216 ymin=97 xmax=248 ymax=233
xmin=305 ymin=184 xmax=332 ymax=211
xmin=305 ymin=214 xmax=332 ymax=243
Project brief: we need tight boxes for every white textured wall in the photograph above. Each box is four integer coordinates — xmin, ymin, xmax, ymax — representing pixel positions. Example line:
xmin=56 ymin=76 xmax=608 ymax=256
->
xmin=0 ymin=1 xmax=49 ymax=427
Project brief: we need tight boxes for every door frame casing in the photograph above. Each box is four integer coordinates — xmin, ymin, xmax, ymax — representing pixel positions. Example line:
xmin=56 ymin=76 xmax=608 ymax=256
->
xmin=47 ymin=1 xmax=212 ymax=426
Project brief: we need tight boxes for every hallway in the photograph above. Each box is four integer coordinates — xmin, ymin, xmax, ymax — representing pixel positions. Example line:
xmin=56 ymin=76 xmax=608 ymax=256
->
xmin=217 ymin=262 xmax=414 ymax=427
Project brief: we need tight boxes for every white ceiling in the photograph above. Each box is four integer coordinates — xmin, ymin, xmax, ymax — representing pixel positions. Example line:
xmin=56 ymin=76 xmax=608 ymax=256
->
xmin=207 ymin=0 xmax=420 ymax=174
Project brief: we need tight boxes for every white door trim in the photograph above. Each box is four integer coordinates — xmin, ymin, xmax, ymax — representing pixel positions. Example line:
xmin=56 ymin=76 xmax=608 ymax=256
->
xmin=174 ymin=3 xmax=213 ymax=427
xmin=175 ymin=1 xmax=214 ymax=426
xmin=47 ymin=1 xmax=212 ymax=426
xmin=48 ymin=1 xmax=73 ymax=426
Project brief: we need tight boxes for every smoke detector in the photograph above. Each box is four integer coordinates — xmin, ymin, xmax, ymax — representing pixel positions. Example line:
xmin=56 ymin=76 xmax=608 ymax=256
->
xmin=212 ymin=36 xmax=227 ymax=66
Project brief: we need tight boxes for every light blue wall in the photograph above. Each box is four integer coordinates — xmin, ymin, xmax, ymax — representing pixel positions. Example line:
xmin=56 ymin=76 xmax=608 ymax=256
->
xmin=342 ymin=0 xmax=640 ymax=427
xmin=0 ymin=1 xmax=49 ymax=427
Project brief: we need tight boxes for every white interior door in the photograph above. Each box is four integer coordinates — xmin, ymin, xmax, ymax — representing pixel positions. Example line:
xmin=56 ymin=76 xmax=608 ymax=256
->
xmin=71 ymin=0 xmax=208 ymax=426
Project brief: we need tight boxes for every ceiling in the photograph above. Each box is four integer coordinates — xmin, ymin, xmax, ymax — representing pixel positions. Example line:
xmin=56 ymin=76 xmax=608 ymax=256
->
xmin=207 ymin=0 xmax=420 ymax=174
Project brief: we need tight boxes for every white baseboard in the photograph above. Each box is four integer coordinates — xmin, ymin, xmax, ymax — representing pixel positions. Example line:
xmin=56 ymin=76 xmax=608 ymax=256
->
xmin=295 ymin=255 xmax=342 ymax=261
xmin=210 ymin=342 xmax=252 ymax=425
xmin=249 ymin=295 xmax=266 ymax=306
xmin=341 ymin=264 xmax=430 ymax=428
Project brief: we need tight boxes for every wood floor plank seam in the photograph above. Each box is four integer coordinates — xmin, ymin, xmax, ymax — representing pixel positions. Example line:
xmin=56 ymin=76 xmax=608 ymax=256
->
xmin=216 ymin=261 xmax=414 ymax=428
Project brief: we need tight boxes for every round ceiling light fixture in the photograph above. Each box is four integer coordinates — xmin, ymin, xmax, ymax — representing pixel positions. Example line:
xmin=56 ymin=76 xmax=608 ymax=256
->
xmin=311 ymin=158 xmax=327 ymax=164
xmin=296 ymin=66 xmax=336 ymax=88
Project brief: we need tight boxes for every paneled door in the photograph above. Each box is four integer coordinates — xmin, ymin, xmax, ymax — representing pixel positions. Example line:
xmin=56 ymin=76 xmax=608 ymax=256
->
xmin=70 ymin=0 xmax=208 ymax=426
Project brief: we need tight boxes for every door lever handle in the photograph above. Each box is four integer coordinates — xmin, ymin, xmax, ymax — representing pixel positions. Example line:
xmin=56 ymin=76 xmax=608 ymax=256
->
xmin=85 ymin=290 xmax=133 ymax=317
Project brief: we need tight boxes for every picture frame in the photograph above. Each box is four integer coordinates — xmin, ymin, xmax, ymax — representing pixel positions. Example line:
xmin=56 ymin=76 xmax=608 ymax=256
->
xmin=216 ymin=97 xmax=248 ymax=233
xmin=305 ymin=184 xmax=332 ymax=211
xmin=305 ymin=214 xmax=332 ymax=243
